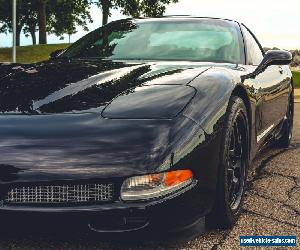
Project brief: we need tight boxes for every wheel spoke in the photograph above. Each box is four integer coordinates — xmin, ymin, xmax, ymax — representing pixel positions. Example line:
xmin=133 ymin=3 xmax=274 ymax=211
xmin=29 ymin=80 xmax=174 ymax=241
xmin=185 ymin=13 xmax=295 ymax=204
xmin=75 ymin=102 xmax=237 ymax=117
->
xmin=229 ymin=121 xmax=242 ymax=164
xmin=235 ymin=124 xmax=242 ymax=156
xmin=229 ymin=149 xmax=235 ymax=158
xmin=227 ymin=170 xmax=235 ymax=196
xmin=233 ymin=176 xmax=238 ymax=186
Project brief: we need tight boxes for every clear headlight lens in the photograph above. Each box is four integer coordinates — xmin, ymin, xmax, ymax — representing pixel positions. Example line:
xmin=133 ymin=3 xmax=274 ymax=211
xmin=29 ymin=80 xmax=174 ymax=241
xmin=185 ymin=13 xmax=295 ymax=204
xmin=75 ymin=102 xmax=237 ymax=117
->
xmin=121 ymin=170 xmax=193 ymax=201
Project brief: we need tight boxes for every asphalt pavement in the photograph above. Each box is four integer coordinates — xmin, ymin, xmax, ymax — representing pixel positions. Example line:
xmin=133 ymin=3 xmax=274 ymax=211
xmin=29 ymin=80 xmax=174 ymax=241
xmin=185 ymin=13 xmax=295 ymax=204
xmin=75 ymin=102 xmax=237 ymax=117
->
xmin=0 ymin=104 xmax=299 ymax=250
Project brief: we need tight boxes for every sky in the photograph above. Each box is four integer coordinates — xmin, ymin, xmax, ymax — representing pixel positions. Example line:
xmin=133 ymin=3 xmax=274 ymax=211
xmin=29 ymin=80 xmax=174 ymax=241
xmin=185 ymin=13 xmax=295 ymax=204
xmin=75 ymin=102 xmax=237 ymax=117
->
xmin=0 ymin=0 xmax=300 ymax=49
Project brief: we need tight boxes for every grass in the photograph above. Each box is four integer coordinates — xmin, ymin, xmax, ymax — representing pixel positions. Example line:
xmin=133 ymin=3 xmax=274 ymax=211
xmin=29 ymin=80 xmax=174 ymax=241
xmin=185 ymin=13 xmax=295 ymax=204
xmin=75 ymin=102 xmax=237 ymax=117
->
xmin=292 ymin=71 xmax=300 ymax=89
xmin=0 ymin=44 xmax=70 ymax=64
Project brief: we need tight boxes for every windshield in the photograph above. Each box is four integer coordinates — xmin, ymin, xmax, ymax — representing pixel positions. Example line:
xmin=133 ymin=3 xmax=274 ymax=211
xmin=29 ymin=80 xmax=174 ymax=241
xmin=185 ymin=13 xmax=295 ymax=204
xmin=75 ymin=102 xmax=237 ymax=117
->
xmin=62 ymin=18 xmax=243 ymax=64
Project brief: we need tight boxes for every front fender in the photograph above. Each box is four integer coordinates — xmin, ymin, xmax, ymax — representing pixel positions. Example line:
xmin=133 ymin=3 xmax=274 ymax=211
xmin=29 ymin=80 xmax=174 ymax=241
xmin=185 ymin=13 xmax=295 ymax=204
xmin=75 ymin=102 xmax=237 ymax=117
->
xmin=179 ymin=67 xmax=241 ymax=212
xmin=183 ymin=68 xmax=235 ymax=135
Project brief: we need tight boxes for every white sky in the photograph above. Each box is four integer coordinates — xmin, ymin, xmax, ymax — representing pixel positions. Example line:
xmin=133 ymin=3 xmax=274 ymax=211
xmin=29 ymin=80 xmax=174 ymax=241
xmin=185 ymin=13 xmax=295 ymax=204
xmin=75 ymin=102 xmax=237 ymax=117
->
xmin=1 ymin=0 xmax=300 ymax=49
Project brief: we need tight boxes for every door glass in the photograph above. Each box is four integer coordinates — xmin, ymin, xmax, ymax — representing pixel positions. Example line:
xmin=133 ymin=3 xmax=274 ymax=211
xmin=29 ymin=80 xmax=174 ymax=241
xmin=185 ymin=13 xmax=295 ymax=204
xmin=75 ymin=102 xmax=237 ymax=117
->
xmin=242 ymin=26 xmax=264 ymax=65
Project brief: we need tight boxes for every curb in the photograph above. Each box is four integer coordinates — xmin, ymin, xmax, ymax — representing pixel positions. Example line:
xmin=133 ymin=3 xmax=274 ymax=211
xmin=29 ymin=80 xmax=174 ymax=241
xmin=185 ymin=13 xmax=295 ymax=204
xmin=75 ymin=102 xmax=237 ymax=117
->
xmin=295 ymin=89 xmax=300 ymax=102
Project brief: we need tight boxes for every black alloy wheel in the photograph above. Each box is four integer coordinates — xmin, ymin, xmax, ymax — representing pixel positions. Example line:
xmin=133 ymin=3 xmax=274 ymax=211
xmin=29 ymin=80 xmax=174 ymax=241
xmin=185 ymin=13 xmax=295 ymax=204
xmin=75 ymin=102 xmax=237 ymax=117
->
xmin=227 ymin=111 xmax=247 ymax=211
xmin=207 ymin=96 xmax=249 ymax=229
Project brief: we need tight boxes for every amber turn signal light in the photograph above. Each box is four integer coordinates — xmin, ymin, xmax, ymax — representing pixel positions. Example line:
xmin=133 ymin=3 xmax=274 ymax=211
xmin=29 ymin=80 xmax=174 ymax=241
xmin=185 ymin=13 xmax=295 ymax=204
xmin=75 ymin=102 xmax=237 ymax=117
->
xmin=121 ymin=170 xmax=194 ymax=201
xmin=164 ymin=170 xmax=193 ymax=187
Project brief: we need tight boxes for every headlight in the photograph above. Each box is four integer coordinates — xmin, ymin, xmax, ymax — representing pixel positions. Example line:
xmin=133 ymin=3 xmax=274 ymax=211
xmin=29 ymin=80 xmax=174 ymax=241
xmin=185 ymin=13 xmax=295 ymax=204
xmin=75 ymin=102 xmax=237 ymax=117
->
xmin=121 ymin=170 xmax=194 ymax=201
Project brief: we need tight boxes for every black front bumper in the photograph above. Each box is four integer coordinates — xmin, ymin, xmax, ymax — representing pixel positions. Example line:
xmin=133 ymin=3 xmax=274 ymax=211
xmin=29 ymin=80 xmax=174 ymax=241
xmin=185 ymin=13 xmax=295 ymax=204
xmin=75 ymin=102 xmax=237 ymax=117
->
xmin=0 ymin=183 xmax=209 ymax=237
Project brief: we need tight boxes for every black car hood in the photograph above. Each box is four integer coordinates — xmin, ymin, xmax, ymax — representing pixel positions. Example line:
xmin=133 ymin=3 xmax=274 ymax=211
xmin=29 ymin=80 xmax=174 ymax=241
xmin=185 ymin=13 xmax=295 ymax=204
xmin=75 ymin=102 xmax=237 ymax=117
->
xmin=0 ymin=60 xmax=240 ymax=184
xmin=0 ymin=113 xmax=205 ymax=183
xmin=0 ymin=60 xmax=210 ymax=116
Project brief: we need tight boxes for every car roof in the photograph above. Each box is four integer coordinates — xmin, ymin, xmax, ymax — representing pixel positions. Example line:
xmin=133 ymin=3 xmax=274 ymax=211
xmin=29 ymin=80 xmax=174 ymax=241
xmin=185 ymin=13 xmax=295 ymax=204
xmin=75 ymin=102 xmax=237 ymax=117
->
xmin=133 ymin=15 xmax=240 ymax=25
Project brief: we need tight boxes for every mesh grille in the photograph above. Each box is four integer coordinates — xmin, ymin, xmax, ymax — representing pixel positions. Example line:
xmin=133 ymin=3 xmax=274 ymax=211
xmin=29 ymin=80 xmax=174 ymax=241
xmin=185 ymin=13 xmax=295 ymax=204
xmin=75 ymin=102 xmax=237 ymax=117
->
xmin=5 ymin=183 xmax=114 ymax=204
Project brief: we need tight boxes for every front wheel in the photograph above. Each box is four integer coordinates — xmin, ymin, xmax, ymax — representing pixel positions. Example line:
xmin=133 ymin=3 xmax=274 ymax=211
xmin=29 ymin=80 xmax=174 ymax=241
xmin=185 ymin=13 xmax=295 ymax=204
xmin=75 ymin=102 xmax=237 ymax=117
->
xmin=207 ymin=96 xmax=249 ymax=229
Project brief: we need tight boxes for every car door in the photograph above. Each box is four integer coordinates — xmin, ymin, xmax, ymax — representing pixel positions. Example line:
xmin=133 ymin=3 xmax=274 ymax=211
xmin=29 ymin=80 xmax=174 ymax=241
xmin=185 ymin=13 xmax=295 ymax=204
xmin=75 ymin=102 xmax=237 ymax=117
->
xmin=241 ymin=25 xmax=289 ymax=143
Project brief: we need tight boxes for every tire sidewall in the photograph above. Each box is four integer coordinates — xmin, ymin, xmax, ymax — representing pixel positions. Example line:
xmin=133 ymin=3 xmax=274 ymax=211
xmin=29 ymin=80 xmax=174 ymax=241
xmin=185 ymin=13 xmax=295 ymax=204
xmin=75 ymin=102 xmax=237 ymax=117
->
xmin=215 ymin=96 xmax=249 ymax=227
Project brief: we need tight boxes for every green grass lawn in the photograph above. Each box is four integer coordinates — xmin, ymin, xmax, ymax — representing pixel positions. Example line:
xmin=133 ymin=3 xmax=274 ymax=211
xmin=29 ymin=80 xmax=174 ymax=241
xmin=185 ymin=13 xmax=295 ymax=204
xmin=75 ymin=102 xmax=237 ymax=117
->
xmin=0 ymin=44 xmax=70 ymax=64
xmin=292 ymin=71 xmax=300 ymax=89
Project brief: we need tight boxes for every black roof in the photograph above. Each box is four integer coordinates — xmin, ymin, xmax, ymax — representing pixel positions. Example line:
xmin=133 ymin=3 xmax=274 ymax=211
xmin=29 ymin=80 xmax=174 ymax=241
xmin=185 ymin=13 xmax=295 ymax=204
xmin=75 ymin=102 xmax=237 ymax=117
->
xmin=134 ymin=15 xmax=239 ymax=24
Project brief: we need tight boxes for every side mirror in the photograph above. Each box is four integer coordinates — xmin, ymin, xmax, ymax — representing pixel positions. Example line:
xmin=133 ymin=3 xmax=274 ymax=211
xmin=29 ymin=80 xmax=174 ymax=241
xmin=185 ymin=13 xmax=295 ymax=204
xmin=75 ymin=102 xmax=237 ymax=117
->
xmin=260 ymin=50 xmax=292 ymax=69
xmin=244 ymin=50 xmax=292 ymax=79
xmin=49 ymin=49 xmax=65 ymax=59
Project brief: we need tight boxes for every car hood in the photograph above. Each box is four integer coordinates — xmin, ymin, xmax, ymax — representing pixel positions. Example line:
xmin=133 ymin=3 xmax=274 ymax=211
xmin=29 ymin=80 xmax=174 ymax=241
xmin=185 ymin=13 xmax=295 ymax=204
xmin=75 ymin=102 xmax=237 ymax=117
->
xmin=0 ymin=59 xmax=210 ymax=116
xmin=0 ymin=113 xmax=205 ymax=184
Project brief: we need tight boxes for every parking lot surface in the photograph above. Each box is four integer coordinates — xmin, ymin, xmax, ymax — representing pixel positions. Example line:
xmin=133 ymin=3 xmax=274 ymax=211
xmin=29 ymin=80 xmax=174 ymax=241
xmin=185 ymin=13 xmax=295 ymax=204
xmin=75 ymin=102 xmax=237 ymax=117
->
xmin=0 ymin=104 xmax=299 ymax=250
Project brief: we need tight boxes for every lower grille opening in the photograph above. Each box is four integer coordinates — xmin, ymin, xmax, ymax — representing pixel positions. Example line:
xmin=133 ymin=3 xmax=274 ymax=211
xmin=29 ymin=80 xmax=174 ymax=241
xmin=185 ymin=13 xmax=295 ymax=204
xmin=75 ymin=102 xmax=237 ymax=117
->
xmin=88 ymin=210 xmax=149 ymax=232
xmin=5 ymin=183 xmax=114 ymax=205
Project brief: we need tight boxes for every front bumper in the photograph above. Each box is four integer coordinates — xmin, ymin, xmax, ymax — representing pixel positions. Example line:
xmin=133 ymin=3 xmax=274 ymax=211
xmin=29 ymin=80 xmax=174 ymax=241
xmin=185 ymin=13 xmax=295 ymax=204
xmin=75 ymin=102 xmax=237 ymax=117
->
xmin=0 ymin=182 xmax=208 ymax=236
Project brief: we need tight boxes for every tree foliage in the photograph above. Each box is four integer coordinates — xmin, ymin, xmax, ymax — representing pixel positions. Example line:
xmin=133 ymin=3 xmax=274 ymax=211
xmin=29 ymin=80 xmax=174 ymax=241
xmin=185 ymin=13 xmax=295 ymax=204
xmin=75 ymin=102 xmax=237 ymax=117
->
xmin=95 ymin=0 xmax=179 ymax=26
xmin=23 ymin=2 xmax=39 ymax=45
xmin=0 ymin=0 xmax=93 ymax=45
xmin=47 ymin=0 xmax=92 ymax=39
xmin=0 ymin=0 xmax=34 ymax=46
xmin=138 ymin=0 xmax=179 ymax=17
xmin=0 ymin=0 xmax=178 ymax=46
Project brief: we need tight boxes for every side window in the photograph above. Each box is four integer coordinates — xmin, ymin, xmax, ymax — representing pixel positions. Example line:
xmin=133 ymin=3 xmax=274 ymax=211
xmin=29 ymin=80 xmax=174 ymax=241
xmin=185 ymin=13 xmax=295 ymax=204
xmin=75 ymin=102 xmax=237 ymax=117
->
xmin=241 ymin=26 xmax=264 ymax=65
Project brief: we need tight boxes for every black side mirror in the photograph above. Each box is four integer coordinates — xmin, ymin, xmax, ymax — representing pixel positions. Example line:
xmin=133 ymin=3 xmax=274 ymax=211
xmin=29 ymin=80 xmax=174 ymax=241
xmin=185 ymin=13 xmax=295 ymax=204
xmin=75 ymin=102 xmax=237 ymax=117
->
xmin=49 ymin=49 xmax=65 ymax=59
xmin=260 ymin=50 xmax=292 ymax=69
xmin=244 ymin=50 xmax=292 ymax=79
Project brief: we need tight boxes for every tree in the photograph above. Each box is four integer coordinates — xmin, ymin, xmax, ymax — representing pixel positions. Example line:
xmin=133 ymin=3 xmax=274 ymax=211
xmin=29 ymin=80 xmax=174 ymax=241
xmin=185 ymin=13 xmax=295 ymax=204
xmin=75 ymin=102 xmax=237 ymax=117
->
xmin=96 ymin=0 xmax=178 ymax=26
xmin=37 ymin=0 xmax=47 ymax=44
xmin=0 ymin=0 xmax=47 ymax=45
xmin=34 ymin=0 xmax=93 ymax=45
xmin=99 ymin=0 xmax=111 ymax=26
xmin=0 ymin=0 xmax=93 ymax=46
xmin=47 ymin=0 xmax=92 ymax=43
xmin=139 ymin=0 xmax=179 ymax=17
xmin=23 ymin=2 xmax=38 ymax=45
xmin=96 ymin=0 xmax=139 ymax=26
xmin=0 ymin=0 xmax=31 ymax=46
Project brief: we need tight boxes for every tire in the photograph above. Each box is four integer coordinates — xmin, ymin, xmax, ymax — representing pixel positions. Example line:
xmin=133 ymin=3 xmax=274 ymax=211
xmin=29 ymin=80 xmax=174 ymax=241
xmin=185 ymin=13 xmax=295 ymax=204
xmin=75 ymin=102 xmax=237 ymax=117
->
xmin=207 ymin=96 xmax=249 ymax=229
xmin=276 ymin=92 xmax=294 ymax=148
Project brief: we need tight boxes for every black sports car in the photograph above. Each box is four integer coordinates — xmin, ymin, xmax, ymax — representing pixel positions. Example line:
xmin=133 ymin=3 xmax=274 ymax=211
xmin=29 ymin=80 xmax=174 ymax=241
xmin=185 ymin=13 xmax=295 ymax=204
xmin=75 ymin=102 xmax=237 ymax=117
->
xmin=0 ymin=17 xmax=293 ymax=236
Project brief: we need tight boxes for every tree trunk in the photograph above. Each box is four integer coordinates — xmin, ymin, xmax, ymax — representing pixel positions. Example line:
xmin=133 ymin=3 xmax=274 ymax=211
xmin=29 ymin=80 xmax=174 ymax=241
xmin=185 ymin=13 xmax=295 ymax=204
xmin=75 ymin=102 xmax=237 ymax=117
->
xmin=100 ymin=0 xmax=110 ymax=53
xmin=16 ymin=26 xmax=22 ymax=47
xmin=101 ymin=0 xmax=110 ymax=26
xmin=38 ymin=0 xmax=47 ymax=44
xmin=16 ymin=32 xmax=20 ymax=47
xmin=30 ymin=30 xmax=37 ymax=45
